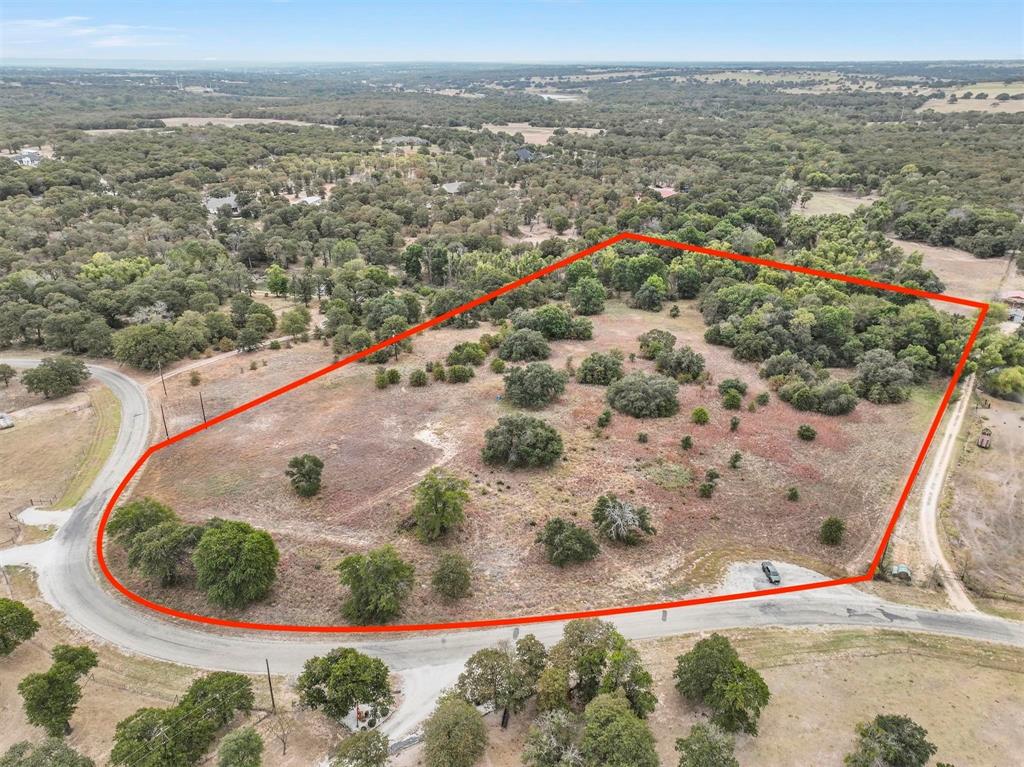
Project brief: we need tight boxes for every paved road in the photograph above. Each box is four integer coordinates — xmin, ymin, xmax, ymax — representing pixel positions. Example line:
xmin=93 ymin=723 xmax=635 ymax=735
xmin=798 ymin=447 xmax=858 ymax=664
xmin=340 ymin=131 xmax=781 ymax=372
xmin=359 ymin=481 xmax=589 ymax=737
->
xmin=918 ymin=374 xmax=977 ymax=612
xmin=2 ymin=360 xmax=1021 ymax=743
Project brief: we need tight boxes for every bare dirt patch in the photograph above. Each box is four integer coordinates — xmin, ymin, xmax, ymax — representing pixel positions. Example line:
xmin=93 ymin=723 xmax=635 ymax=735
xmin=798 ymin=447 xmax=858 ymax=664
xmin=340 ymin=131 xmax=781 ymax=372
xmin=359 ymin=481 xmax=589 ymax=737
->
xmin=394 ymin=628 xmax=1024 ymax=767
xmin=117 ymin=297 xmax=938 ymax=627
xmin=480 ymin=123 xmax=600 ymax=145
xmin=159 ymin=116 xmax=335 ymax=128
xmin=792 ymin=190 xmax=879 ymax=217
xmin=886 ymin=237 xmax=1024 ymax=306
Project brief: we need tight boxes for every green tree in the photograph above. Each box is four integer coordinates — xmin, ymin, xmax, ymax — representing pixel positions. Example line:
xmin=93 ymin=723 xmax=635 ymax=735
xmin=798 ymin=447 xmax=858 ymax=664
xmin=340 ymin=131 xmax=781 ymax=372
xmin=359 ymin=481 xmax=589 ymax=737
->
xmin=217 ymin=727 xmax=263 ymax=767
xmin=692 ymin=407 xmax=710 ymax=425
xmin=296 ymin=647 xmax=393 ymax=722
xmin=537 ymin=518 xmax=599 ymax=566
xmin=638 ymin=329 xmax=676 ymax=359
xmin=286 ymin=453 xmax=324 ymax=497
xmin=797 ymin=424 xmax=817 ymax=441
xmin=706 ymin=661 xmax=771 ymax=734
xmin=568 ymin=277 xmax=606 ymax=315
xmin=498 ymin=329 xmax=550 ymax=362
xmin=0 ymin=598 xmax=39 ymax=656
xmin=413 ymin=469 xmax=470 ymax=542
xmin=181 ymin=672 xmax=254 ymax=729
xmin=446 ymin=342 xmax=487 ymax=366
xmin=192 ymin=521 xmax=279 ymax=608
xmin=455 ymin=639 xmax=544 ymax=726
xmin=332 ymin=730 xmax=390 ymax=767
xmin=20 ymin=357 xmax=90 ymax=399
xmin=111 ymin=323 xmax=184 ymax=370
xmin=579 ymin=693 xmax=658 ymax=767
xmin=503 ymin=363 xmax=568 ymax=408
xmin=675 ymin=724 xmax=738 ymax=767
xmin=0 ymin=739 xmax=94 ymax=767
xmin=0 ymin=363 xmax=15 ymax=386
xmin=279 ymin=305 xmax=312 ymax=336
xmin=432 ymin=552 xmax=472 ymax=600
xmin=673 ymin=634 xmax=740 ymax=702
xmin=106 ymin=498 xmax=177 ymax=549
xmin=265 ymin=264 xmax=289 ymax=296
xmin=656 ymin=347 xmax=706 ymax=382
xmin=423 ymin=696 xmax=487 ymax=767
xmin=606 ymin=372 xmax=679 ymax=418
xmin=854 ymin=349 xmax=915 ymax=404
xmin=482 ymin=414 xmax=563 ymax=468
xmin=336 ymin=545 xmax=415 ymax=624
xmin=127 ymin=520 xmax=201 ymax=586
xmin=844 ymin=714 xmax=937 ymax=767
xmin=598 ymin=633 xmax=658 ymax=718
xmin=18 ymin=645 xmax=97 ymax=736
xmin=576 ymin=350 xmax=624 ymax=385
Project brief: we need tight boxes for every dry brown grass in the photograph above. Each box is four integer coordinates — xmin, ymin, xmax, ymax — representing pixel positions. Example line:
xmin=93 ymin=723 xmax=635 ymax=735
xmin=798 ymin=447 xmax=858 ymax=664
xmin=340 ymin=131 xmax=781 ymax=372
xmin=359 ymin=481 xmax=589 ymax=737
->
xmin=114 ymin=297 xmax=942 ymax=628
xmin=480 ymin=123 xmax=599 ymax=145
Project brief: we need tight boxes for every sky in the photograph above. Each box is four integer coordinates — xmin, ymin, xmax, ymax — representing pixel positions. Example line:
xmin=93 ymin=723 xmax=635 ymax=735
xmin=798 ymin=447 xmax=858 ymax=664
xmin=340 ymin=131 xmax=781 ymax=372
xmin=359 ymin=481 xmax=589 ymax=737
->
xmin=1 ymin=0 xmax=1022 ymax=65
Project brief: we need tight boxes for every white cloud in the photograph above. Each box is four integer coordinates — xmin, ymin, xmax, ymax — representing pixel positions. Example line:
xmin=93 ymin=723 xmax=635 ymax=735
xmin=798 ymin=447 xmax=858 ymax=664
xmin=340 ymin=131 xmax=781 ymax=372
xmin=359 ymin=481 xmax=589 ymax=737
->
xmin=2 ymin=15 xmax=181 ymax=52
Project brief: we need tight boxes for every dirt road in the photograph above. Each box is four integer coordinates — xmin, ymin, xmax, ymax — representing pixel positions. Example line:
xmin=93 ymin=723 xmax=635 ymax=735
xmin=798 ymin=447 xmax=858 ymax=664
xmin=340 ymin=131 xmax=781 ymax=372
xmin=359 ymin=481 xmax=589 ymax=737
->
xmin=918 ymin=374 xmax=977 ymax=611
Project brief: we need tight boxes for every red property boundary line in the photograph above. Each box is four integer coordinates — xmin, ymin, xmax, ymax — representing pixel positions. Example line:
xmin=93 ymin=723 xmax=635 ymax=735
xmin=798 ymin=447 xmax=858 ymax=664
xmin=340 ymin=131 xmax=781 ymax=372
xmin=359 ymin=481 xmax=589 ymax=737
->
xmin=95 ymin=232 xmax=989 ymax=633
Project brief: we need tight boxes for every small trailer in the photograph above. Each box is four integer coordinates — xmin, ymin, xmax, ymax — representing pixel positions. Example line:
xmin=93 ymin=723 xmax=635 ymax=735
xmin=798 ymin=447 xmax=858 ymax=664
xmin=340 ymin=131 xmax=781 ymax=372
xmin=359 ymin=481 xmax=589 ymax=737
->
xmin=977 ymin=427 xmax=992 ymax=449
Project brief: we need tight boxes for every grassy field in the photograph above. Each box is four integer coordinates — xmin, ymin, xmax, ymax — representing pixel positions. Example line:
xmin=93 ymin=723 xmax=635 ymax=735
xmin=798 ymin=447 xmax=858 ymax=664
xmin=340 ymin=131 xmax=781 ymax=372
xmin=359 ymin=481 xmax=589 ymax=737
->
xmin=55 ymin=387 xmax=121 ymax=508
xmin=393 ymin=627 xmax=1024 ymax=767
xmin=117 ymin=297 xmax=938 ymax=627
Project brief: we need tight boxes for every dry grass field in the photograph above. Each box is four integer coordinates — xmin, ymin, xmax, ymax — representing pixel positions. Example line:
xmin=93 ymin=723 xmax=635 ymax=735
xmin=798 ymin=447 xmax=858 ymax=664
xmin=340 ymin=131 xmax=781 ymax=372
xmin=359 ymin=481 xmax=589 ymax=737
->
xmin=0 ymin=373 xmax=119 ymax=547
xmin=793 ymin=190 xmax=879 ymax=217
xmin=480 ymin=123 xmax=600 ymax=145
xmin=395 ymin=628 xmax=1024 ymax=767
xmin=114 ymin=295 xmax=942 ymax=627
xmin=943 ymin=396 xmax=1024 ymax=605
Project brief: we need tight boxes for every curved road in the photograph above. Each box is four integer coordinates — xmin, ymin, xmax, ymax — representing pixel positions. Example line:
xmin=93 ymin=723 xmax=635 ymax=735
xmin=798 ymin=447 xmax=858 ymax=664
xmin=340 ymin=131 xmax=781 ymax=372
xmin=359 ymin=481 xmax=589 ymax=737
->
xmin=2 ymin=360 xmax=1021 ymax=742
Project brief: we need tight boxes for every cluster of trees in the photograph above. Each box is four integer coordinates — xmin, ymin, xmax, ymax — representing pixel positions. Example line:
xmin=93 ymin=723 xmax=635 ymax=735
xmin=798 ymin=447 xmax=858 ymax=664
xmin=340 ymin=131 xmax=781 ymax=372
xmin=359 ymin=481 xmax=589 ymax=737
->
xmin=18 ymin=646 xmax=98 ymax=737
xmin=107 ymin=498 xmax=279 ymax=607
xmin=18 ymin=357 xmax=90 ymax=399
xmin=110 ymin=672 xmax=255 ymax=765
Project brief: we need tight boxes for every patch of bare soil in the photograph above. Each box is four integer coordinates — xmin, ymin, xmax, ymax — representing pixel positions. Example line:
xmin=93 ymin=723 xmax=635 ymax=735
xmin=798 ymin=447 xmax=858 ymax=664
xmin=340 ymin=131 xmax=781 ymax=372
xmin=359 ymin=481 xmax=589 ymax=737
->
xmin=394 ymin=628 xmax=1024 ymax=767
xmin=116 ymin=296 xmax=940 ymax=628
xmin=480 ymin=123 xmax=599 ymax=145
xmin=791 ymin=190 xmax=879 ymax=217
xmin=886 ymin=237 xmax=1024 ymax=307
xmin=944 ymin=396 xmax=1024 ymax=603
xmin=917 ymin=98 xmax=1024 ymax=114
xmin=502 ymin=221 xmax=577 ymax=245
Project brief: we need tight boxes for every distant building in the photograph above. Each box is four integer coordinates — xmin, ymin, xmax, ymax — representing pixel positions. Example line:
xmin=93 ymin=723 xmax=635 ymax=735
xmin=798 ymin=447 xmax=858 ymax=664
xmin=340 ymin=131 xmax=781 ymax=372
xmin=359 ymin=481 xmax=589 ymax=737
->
xmin=441 ymin=181 xmax=465 ymax=194
xmin=383 ymin=135 xmax=428 ymax=146
xmin=649 ymin=185 xmax=678 ymax=199
xmin=515 ymin=147 xmax=536 ymax=163
xmin=204 ymin=194 xmax=239 ymax=215
xmin=1002 ymin=290 xmax=1024 ymax=322
xmin=5 ymin=149 xmax=43 ymax=167
xmin=296 ymin=195 xmax=322 ymax=206
xmin=0 ymin=413 xmax=14 ymax=430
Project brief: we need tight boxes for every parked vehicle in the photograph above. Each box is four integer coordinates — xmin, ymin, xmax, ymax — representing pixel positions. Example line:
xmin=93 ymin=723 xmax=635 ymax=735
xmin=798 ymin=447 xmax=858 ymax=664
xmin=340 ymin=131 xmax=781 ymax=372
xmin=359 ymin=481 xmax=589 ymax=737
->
xmin=977 ymin=427 xmax=992 ymax=449
xmin=761 ymin=561 xmax=781 ymax=584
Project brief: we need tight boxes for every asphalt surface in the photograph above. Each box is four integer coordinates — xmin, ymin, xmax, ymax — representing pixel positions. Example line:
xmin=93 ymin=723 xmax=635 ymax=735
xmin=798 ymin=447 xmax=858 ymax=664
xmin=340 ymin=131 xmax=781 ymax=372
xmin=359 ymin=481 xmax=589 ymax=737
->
xmin=2 ymin=359 xmax=1022 ymax=742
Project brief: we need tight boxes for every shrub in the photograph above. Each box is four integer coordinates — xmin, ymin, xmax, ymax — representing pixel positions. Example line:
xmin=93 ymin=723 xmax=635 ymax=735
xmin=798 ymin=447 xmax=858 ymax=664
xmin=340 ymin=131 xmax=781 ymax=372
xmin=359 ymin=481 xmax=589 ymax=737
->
xmin=577 ymin=350 xmax=625 ymax=385
xmin=669 ymin=304 xmax=681 ymax=318
xmin=386 ymin=368 xmax=401 ymax=385
xmin=717 ymin=378 xmax=748 ymax=396
xmin=432 ymin=553 xmax=472 ymax=600
xmin=504 ymin=363 xmax=568 ymax=408
xmin=193 ymin=521 xmax=279 ymax=608
xmin=433 ymin=364 xmax=447 ymax=381
xmin=597 ymin=409 xmax=612 ymax=428
xmin=730 ymin=416 xmax=740 ymax=431
xmin=499 ymin=329 xmax=550 ymax=361
xmin=680 ymin=435 xmax=693 ymax=450
xmin=722 ymin=389 xmax=742 ymax=410
xmin=592 ymin=494 xmax=655 ymax=544
xmin=374 ymin=369 xmax=389 ymax=389
xmin=336 ymin=545 xmax=415 ymax=624
xmin=676 ymin=724 xmax=738 ymax=767
xmin=638 ymin=329 xmax=676 ymax=360
xmin=705 ymin=468 xmax=720 ymax=483
xmin=820 ymin=516 xmax=845 ymax=546
xmin=568 ymin=277 xmax=606 ymax=315
xmin=268 ymin=339 xmax=282 ymax=350
xmin=729 ymin=451 xmax=742 ymax=469
xmin=538 ymin=518 xmax=599 ymax=566
xmin=447 ymin=342 xmax=486 ymax=367
xmin=655 ymin=347 xmax=706 ymax=382
xmin=606 ymin=372 xmax=680 ymax=418
xmin=637 ymin=432 xmax=648 ymax=443
xmin=189 ymin=371 xmax=201 ymax=386
xmin=511 ymin=304 xmax=574 ymax=339
xmin=756 ymin=392 xmax=770 ymax=406
xmin=482 ymin=415 xmax=563 ymax=468
xmin=787 ymin=487 xmax=800 ymax=502
xmin=446 ymin=365 xmax=474 ymax=383
xmin=286 ymin=454 xmax=324 ymax=497
xmin=489 ymin=357 xmax=506 ymax=373
xmin=797 ymin=424 xmax=817 ymax=441
xmin=409 ymin=368 xmax=429 ymax=386
xmin=413 ymin=469 xmax=469 ymax=542
xmin=698 ymin=482 xmax=715 ymax=498
xmin=692 ymin=407 xmax=710 ymax=425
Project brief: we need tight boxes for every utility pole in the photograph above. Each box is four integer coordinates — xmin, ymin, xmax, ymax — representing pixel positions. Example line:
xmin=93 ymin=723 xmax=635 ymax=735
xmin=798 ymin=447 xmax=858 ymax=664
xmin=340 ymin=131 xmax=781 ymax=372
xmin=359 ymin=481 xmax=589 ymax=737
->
xmin=199 ymin=391 xmax=207 ymax=423
xmin=160 ymin=404 xmax=169 ymax=439
xmin=265 ymin=659 xmax=276 ymax=712
xmin=157 ymin=360 xmax=167 ymax=396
